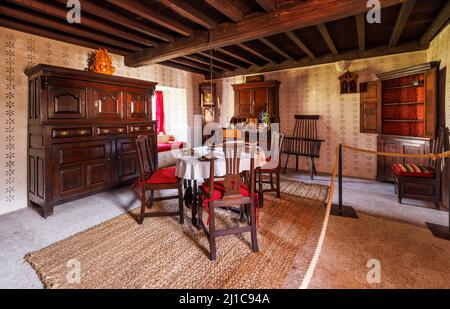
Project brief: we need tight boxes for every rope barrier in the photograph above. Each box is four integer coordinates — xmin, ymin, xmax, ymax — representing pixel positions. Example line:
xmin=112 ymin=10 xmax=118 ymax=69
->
xmin=299 ymin=144 xmax=450 ymax=289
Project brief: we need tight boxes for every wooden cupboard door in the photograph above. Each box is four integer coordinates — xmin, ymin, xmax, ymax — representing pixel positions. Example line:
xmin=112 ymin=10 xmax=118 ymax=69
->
xmin=127 ymin=91 xmax=148 ymax=120
xmin=116 ymin=138 xmax=140 ymax=183
xmin=424 ymin=68 xmax=437 ymax=138
xmin=236 ymin=89 xmax=252 ymax=116
xmin=93 ymin=89 xmax=123 ymax=120
xmin=48 ymin=85 xmax=87 ymax=119
xmin=402 ymin=141 xmax=429 ymax=167
xmin=253 ymin=88 xmax=269 ymax=116
xmin=360 ymin=81 xmax=381 ymax=134
xmin=377 ymin=138 xmax=401 ymax=181
xmin=86 ymin=162 xmax=109 ymax=191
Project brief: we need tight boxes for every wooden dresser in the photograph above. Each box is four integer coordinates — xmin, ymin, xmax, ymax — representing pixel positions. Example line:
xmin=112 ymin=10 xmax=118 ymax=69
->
xmin=26 ymin=65 xmax=157 ymax=217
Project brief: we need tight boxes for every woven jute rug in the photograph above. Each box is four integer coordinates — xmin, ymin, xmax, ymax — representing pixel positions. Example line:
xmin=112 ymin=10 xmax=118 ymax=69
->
xmin=279 ymin=180 xmax=329 ymax=202
xmin=25 ymin=187 xmax=326 ymax=289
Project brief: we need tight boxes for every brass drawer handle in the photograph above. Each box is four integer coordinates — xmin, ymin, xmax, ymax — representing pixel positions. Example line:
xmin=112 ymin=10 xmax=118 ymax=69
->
xmin=79 ymin=129 xmax=88 ymax=135
xmin=118 ymin=128 xmax=124 ymax=133
xmin=102 ymin=129 xmax=110 ymax=134
xmin=134 ymin=127 xmax=140 ymax=131
xmin=60 ymin=130 xmax=69 ymax=136
xmin=146 ymin=126 xmax=152 ymax=131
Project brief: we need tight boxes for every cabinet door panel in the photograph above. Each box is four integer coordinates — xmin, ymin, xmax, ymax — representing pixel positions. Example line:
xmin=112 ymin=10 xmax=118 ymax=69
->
xmin=116 ymin=138 xmax=139 ymax=183
xmin=424 ymin=68 xmax=437 ymax=138
xmin=253 ymin=88 xmax=268 ymax=115
xmin=86 ymin=162 xmax=109 ymax=189
xmin=360 ymin=82 xmax=380 ymax=133
xmin=403 ymin=143 xmax=428 ymax=166
xmin=379 ymin=140 xmax=401 ymax=180
xmin=237 ymin=89 xmax=252 ymax=116
xmin=127 ymin=91 xmax=148 ymax=120
xmin=93 ymin=89 xmax=123 ymax=120
xmin=57 ymin=165 xmax=84 ymax=198
xmin=48 ymin=85 xmax=87 ymax=119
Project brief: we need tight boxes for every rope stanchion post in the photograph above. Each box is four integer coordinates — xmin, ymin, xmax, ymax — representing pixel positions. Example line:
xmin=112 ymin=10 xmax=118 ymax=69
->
xmin=338 ymin=143 xmax=343 ymax=214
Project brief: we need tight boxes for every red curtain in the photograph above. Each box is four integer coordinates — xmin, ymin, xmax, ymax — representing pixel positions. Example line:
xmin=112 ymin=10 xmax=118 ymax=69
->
xmin=155 ymin=90 xmax=165 ymax=134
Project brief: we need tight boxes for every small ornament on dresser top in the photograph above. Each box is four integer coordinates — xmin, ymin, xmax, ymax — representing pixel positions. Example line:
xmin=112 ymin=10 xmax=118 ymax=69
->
xmin=87 ymin=48 xmax=116 ymax=75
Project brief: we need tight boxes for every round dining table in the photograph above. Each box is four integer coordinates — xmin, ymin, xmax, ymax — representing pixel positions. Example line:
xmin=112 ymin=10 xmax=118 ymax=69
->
xmin=175 ymin=145 xmax=267 ymax=226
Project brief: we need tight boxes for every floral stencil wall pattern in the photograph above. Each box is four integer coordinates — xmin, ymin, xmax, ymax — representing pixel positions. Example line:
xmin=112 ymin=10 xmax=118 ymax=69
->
xmin=0 ymin=26 xmax=203 ymax=215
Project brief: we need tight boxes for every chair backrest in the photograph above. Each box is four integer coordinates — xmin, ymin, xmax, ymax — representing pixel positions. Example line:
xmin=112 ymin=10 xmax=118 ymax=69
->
xmin=208 ymin=140 xmax=256 ymax=200
xmin=135 ymin=135 xmax=155 ymax=179
xmin=292 ymin=115 xmax=320 ymax=139
xmin=269 ymin=132 xmax=285 ymax=167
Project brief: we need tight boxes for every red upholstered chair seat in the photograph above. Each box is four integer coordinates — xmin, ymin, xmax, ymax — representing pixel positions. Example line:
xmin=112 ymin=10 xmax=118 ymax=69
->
xmin=201 ymin=181 xmax=250 ymax=200
xmin=157 ymin=141 xmax=184 ymax=153
xmin=143 ymin=166 xmax=178 ymax=184
xmin=392 ymin=163 xmax=435 ymax=178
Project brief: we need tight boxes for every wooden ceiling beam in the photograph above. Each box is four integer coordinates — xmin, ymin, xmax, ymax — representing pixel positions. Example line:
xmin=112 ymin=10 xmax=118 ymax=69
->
xmin=259 ymin=38 xmax=294 ymax=61
xmin=215 ymin=41 xmax=429 ymax=79
xmin=183 ymin=55 xmax=236 ymax=71
xmin=420 ymin=0 xmax=450 ymax=44
xmin=198 ymin=51 xmax=249 ymax=69
xmin=158 ymin=0 xmax=218 ymax=29
xmin=237 ymin=43 xmax=275 ymax=64
xmin=389 ymin=0 xmax=416 ymax=47
xmin=317 ymin=23 xmax=339 ymax=55
xmin=106 ymin=0 xmax=193 ymax=36
xmin=203 ymin=0 xmax=243 ymax=22
xmin=356 ymin=14 xmax=366 ymax=52
xmin=162 ymin=60 xmax=212 ymax=76
xmin=216 ymin=48 xmax=259 ymax=66
xmin=0 ymin=17 xmax=130 ymax=55
xmin=256 ymin=0 xmax=275 ymax=13
xmin=170 ymin=58 xmax=222 ymax=73
xmin=285 ymin=31 xmax=315 ymax=59
xmin=0 ymin=5 xmax=142 ymax=51
xmin=54 ymin=0 xmax=174 ymax=42
xmin=125 ymin=0 xmax=410 ymax=66
xmin=6 ymin=0 xmax=157 ymax=47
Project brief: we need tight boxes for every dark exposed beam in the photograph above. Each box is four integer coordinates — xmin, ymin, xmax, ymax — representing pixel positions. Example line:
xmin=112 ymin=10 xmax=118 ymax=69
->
xmin=317 ymin=23 xmax=339 ymax=55
xmin=199 ymin=51 xmax=249 ymax=69
xmin=125 ymin=0 xmax=410 ymax=66
xmin=7 ymin=0 xmax=157 ymax=47
xmin=215 ymin=42 xmax=429 ymax=79
xmin=217 ymin=48 xmax=258 ymax=66
xmin=285 ymin=31 xmax=315 ymax=59
xmin=106 ymin=0 xmax=193 ymax=36
xmin=55 ymin=0 xmax=174 ymax=42
xmin=389 ymin=0 xmax=416 ymax=47
xmin=183 ymin=55 xmax=236 ymax=71
xmin=420 ymin=0 xmax=450 ymax=44
xmin=0 ymin=17 xmax=130 ymax=55
xmin=237 ymin=43 xmax=275 ymax=64
xmin=356 ymin=14 xmax=366 ymax=52
xmin=203 ymin=0 xmax=243 ymax=22
xmin=170 ymin=58 xmax=221 ymax=73
xmin=256 ymin=0 xmax=275 ymax=13
xmin=158 ymin=0 xmax=218 ymax=29
xmin=162 ymin=60 xmax=211 ymax=76
xmin=0 ymin=5 xmax=142 ymax=51
xmin=259 ymin=38 xmax=295 ymax=61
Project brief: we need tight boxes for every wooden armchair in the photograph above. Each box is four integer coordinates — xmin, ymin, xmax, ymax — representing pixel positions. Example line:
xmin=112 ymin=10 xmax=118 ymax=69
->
xmin=283 ymin=115 xmax=324 ymax=179
xmin=135 ymin=135 xmax=184 ymax=225
xmin=197 ymin=141 xmax=258 ymax=261
xmin=393 ymin=127 xmax=445 ymax=209
xmin=258 ymin=132 xmax=285 ymax=200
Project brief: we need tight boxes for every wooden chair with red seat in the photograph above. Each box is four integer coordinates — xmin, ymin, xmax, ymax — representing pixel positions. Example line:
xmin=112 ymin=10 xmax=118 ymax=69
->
xmin=257 ymin=132 xmax=285 ymax=201
xmin=393 ymin=127 xmax=445 ymax=209
xmin=197 ymin=141 xmax=258 ymax=261
xmin=135 ymin=135 xmax=184 ymax=225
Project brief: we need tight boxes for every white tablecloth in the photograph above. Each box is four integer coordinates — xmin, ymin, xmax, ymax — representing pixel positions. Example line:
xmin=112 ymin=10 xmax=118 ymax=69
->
xmin=176 ymin=146 xmax=266 ymax=181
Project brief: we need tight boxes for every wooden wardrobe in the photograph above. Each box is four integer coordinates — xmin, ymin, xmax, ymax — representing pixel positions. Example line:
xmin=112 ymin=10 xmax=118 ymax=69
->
xmin=360 ymin=62 xmax=439 ymax=182
xmin=26 ymin=65 xmax=157 ymax=217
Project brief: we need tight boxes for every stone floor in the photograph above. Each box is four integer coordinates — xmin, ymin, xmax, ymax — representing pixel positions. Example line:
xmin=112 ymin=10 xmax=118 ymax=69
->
xmin=0 ymin=170 xmax=449 ymax=288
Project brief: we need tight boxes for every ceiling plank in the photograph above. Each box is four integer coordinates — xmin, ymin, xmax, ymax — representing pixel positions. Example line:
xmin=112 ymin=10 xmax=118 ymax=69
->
xmin=216 ymin=41 xmax=429 ymax=79
xmin=0 ymin=17 xmax=130 ymax=55
xmin=389 ymin=0 xmax=416 ymax=47
xmin=259 ymin=38 xmax=294 ymax=61
xmin=199 ymin=51 xmax=249 ymax=69
xmin=217 ymin=48 xmax=258 ymax=66
xmin=183 ymin=55 xmax=236 ymax=71
xmin=158 ymin=0 xmax=218 ymax=29
xmin=420 ymin=0 xmax=450 ymax=44
xmin=0 ymin=4 xmax=142 ymax=51
xmin=355 ymin=14 xmax=365 ymax=52
xmin=203 ymin=0 xmax=243 ymax=22
xmin=162 ymin=60 xmax=211 ymax=76
xmin=256 ymin=0 xmax=275 ymax=13
xmin=7 ymin=0 xmax=157 ymax=47
xmin=237 ymin=43 xmax=275 ymax=64
xmin=170 ymin=58 xmax=222 ymax=73
xmin=317 ymin=23 xmax=338 ymax=55
xmin=106 ymin=0 xmax=193 ymax=36
xmin=285 ymin=31 xmax=315 ymax=59
xmin=125 ymin=0 xmax=410 ymax=66
xmin=55 ymin=0 xmax=174 ymax=42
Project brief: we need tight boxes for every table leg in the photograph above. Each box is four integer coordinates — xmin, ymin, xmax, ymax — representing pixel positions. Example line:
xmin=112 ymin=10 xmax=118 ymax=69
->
xmin=184 ymin=179 xmax=192 ymax=208
xmin=192 ymin=180 xmax=199 ymax=228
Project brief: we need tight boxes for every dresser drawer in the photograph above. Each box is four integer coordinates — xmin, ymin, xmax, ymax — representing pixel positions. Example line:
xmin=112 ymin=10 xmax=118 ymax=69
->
xmin=97 ymin=126 xmax=127 ymax=136
xmin=129 ymin=124 xmax=154 ymax=134
xmin=52 ymin=127 xmax=92 ymax=139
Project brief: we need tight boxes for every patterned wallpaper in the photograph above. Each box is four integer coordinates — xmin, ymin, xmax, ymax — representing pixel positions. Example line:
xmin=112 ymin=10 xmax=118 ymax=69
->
xmin=0 ymin=26 xmax=203 ymax=215
xmin=217 ymin=51 xmax=429 ymax=179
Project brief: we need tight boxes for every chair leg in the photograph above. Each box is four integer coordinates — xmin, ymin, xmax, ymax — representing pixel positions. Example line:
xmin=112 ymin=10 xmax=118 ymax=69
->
xmin=283 ymin=154 xmax=290 ymax=173
xmin=146 ymin=190 xmax=154 ymax=209
xmin=178 ymin=185 xmax=184 ymax=224
xmin=209 ymin=203 xmax=217 ymax=261
xmin=296 ymin=155 xmax=299 ymax=172
xmin=276 ymin=170 xmax=281 ymax=199
xmin=269 ymin=173 xmax=275 ymax=190
xmin=139 ymin=186 xmax=146 ymax=225
xmin=250 ymin=199 xmax=259 ymax=253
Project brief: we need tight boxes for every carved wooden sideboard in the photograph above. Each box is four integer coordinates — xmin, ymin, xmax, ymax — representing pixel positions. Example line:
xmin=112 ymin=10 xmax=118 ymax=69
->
xmin=26 ymin=65 xmax=157 ymax=217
